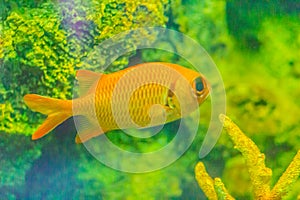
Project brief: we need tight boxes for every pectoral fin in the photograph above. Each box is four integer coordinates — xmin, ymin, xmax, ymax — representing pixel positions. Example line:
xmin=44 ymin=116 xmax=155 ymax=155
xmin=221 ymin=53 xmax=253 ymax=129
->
xmin=165 ymin=88 xmax=176 ymax=109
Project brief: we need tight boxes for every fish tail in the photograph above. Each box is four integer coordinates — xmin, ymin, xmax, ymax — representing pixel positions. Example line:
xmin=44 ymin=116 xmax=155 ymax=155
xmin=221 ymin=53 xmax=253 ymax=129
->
xmin=24 ymin=94 xmax=72 ymax=140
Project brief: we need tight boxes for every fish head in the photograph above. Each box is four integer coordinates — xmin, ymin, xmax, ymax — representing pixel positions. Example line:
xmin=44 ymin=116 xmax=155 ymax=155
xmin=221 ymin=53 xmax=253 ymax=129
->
xmin=169 ymin=70 xmax=210 ymax=116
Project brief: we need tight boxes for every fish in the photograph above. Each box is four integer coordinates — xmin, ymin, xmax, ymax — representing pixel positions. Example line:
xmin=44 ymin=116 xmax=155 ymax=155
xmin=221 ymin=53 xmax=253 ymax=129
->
xmin=24 ymin=62 xmax=210 ymax=143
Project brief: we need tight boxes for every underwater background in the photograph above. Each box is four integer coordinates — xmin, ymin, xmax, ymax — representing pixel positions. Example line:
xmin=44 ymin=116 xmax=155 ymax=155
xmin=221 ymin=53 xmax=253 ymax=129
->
xmin=1 ymin=0 xmax=300 ymax=199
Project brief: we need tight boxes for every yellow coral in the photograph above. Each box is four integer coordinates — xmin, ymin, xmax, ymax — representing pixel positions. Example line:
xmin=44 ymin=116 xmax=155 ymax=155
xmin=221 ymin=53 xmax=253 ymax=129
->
xmin=214 ymin=178 xmax=235 ymax=200
xmin=219 ymin=114 xmax=272 ymax=198
xmin=195 ymin=162 xmax=234 ymax=200
xmin=195 ymin=114 xmax=300 ymax=199
xmin=269 ymin=150 xmax=300 ymax=199
xmin=195 ymin=162 xmax=218 ymax=199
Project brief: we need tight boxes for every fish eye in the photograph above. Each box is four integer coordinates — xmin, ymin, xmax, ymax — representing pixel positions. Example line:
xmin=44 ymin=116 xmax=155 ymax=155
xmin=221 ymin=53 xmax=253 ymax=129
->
xmin=194 ymin=77 xmax=204 ymax=93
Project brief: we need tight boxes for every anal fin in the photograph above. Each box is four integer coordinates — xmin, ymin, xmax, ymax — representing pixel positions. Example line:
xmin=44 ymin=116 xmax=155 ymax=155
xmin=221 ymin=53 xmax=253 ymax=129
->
xmin=73 ymin=115 xmax=107 ymax=143
xmin=75 ymin=129 xmax=106 ymax=143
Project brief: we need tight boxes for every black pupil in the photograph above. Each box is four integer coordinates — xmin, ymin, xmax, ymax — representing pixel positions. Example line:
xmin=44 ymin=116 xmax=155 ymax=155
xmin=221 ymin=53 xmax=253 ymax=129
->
xmin=195 ymin=78 xmax=204 ymax=92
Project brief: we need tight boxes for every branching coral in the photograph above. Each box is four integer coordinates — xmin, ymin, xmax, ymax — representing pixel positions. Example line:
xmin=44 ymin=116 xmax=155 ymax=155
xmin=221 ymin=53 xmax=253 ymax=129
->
xmin=195 ymin=114 xmax=300 ymax=199
xmin=269 ymin=151 xmax=300 ymax=199
xmin=195 ymin=162 xmax=234 ymax=200
xmin=220 ymin=114 xmax=272 ymax=198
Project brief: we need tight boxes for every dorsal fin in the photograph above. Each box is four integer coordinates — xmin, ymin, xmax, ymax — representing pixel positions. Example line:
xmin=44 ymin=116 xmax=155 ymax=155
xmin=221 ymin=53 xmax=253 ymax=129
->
xmin=76 ymin=70 xmax=104 ymax=96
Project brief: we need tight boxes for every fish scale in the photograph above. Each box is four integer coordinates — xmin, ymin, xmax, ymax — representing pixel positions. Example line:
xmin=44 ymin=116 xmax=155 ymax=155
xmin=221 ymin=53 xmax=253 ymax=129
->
xmin=24 ymin=62 xmax=209 ymax=143
xmin=93 ymin=68 xmax=173 ymax=129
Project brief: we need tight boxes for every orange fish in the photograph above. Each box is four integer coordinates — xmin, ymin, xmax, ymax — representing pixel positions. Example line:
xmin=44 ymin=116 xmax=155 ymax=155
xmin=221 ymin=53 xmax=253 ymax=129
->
xmin=24 ymin=62 xmax=209 ymax=143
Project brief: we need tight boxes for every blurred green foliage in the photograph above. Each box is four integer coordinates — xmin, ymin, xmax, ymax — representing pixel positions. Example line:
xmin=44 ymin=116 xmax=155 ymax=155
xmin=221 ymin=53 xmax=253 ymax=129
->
xmin=75 ymin=119 xmax=206 ymax=199
xmin=77 ymin=156 xmax=184 ymax=199
xmin=1 ymin=0 xmax=300 ymax=199
xmin=0 ymin=133 xmax=41 ymax=199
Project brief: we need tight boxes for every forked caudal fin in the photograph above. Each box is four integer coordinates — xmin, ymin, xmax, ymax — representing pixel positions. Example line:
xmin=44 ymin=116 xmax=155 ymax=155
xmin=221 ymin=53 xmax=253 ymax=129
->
xmin=24 ymin=94 xmax=72 ymax=140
